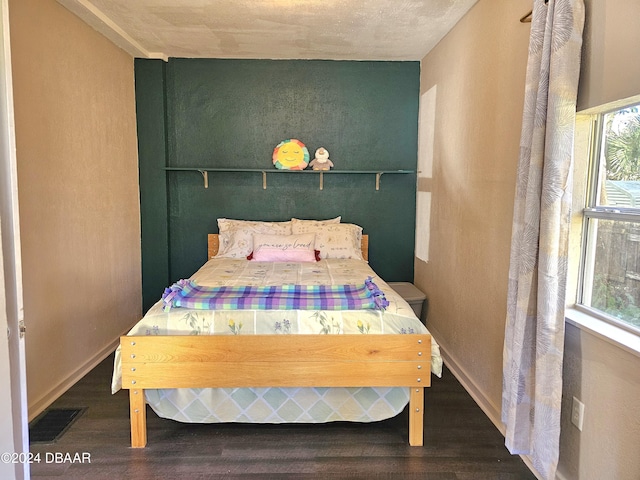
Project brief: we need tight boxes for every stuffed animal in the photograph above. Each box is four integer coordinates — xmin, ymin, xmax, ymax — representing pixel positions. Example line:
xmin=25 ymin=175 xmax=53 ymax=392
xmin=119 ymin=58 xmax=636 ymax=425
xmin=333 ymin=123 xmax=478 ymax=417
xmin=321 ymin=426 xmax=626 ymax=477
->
xmin=309 ymin=147 xmax=334 ymax=171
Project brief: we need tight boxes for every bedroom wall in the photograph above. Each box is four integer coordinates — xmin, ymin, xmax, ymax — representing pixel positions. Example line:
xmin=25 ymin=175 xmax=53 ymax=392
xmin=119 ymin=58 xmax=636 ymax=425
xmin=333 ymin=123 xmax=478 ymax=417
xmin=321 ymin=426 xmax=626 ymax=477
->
xmin=9 ymin=0 xmax=141 ymax=418
xmin=137 ymin=59 xmax=420 ymax=310
xmin=418 ymin=1 xmax=640 ymax=479
xmin=576 ymin=0 xmax=640 ymax=111
xmin=557 ymin=1 xmax=640 ymax=479
xmin=416 ymin=0 xmax=529 ymax=428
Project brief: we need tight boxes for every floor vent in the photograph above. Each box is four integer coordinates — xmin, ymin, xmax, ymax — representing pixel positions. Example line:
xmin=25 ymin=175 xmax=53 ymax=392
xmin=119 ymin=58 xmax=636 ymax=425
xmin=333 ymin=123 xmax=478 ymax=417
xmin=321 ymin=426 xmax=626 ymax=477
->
xmin=29 ymin=408 xmax=86 ymax=444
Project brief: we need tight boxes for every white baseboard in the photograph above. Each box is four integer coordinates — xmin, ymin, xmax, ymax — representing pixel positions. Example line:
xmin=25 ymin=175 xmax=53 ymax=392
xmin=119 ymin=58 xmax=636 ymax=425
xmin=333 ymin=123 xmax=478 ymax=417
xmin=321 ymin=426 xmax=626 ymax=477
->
xmin=28 ymin=335 xmax=121 ymax=421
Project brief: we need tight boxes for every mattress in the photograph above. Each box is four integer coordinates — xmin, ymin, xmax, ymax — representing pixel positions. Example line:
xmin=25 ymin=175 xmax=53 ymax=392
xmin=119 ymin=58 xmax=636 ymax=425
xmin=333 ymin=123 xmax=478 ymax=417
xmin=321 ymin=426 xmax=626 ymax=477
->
xmin=112 ymin=258 xmax=442 ymax=424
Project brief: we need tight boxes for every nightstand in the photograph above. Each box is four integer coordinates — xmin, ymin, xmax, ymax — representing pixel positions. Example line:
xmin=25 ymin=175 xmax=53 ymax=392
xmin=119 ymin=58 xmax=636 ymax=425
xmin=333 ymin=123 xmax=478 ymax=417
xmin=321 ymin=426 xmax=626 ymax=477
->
xmin=387 ymin=282 xmax=427 ymax=324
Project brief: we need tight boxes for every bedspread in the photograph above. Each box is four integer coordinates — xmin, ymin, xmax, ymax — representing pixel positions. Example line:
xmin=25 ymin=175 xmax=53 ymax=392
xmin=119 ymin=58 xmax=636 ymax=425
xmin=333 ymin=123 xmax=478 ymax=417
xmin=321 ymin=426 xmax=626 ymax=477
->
xmin=112 ymin=258 xmax=442 ymax=424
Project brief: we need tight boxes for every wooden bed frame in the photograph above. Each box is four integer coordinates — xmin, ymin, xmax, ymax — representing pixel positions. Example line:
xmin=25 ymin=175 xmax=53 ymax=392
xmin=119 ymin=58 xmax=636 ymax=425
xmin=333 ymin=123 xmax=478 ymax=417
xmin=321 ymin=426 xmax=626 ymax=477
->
xmin=121 ymin=234 xmax=430 ymax=448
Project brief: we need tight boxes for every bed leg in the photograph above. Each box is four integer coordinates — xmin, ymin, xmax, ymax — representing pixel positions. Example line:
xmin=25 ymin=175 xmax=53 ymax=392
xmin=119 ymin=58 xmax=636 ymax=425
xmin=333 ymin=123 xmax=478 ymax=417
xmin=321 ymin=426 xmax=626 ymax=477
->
xmin=129 ymin=389 xmax=147 ymax=448
xmin=408 ymin=387 xmax=424 ymax=446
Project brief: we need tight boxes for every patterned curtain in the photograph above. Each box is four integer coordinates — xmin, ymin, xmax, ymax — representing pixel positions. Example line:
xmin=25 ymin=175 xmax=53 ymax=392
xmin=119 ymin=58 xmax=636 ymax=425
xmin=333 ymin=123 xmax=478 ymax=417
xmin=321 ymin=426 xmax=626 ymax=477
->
xmin=502 ymin=1 xmax=584 ymax=479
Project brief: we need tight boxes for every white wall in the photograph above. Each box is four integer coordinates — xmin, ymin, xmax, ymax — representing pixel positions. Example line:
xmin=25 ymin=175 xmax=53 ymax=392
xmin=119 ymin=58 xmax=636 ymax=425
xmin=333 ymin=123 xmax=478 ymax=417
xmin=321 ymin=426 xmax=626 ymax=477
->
xmin=0 ymin=267 xmax=18 ymax=480
xmin=0 ymin=0 xmax=25 ymax=476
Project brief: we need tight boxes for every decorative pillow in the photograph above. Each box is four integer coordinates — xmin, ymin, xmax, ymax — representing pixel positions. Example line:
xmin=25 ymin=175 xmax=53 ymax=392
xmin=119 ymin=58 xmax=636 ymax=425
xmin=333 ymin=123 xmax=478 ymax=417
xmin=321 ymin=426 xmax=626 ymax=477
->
xmin=216 ymin=219 xmax=292 ymax=258
xmin=217 ymin=218 xmax=292 ymax=233
xmin=247 ymin=250 xmax=322 ymax=261
xmin=290 ymin=217 xmax=341 ymax=233
xmin=291 ymin=223 xmax=363 ymax=260
xmin=251 ymin=233 xmax=316 ymax=262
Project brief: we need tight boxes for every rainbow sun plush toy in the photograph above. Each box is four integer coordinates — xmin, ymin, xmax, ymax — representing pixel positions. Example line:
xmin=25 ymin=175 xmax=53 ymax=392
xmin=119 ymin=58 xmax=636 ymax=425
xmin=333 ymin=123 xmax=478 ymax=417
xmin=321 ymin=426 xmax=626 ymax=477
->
xmin=272 ymin=139 xmax=309 ymax=170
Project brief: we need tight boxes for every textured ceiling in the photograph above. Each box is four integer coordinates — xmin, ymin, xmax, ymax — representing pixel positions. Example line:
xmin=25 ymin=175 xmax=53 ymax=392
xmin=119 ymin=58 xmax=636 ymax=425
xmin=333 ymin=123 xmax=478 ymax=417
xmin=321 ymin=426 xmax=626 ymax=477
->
xmin=58 ymin=0 xmax=478 ymax=61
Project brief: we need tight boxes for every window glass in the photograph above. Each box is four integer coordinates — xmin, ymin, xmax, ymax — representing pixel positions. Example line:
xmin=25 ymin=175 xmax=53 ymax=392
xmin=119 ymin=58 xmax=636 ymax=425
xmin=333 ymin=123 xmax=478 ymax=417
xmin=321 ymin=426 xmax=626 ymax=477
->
xmin=580 ymin=104 xmax=640 ymax=332
xmin=587 ymin=219 xmax=640 ymax=328
xmin=598 ymin=106 xmax=640 ymax=206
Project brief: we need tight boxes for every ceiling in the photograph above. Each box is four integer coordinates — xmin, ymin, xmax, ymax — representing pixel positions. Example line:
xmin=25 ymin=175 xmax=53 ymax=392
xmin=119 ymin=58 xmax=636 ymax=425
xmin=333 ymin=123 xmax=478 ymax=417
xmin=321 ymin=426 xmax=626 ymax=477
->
xmin=57 ymin=0 xmax=479 ymax=61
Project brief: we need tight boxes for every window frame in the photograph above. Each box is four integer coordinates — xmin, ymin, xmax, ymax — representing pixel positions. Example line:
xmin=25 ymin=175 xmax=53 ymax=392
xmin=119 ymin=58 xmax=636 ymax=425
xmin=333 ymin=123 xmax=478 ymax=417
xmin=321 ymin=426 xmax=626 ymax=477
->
xmin=576 ymin=107 xmax=640 ymax=336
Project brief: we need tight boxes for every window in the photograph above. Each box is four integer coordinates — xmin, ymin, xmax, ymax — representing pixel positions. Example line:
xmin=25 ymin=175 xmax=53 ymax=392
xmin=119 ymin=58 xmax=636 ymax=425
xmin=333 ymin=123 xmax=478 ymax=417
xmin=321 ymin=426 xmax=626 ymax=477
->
xmin=578 ymin=103 xmax=640 ymax=333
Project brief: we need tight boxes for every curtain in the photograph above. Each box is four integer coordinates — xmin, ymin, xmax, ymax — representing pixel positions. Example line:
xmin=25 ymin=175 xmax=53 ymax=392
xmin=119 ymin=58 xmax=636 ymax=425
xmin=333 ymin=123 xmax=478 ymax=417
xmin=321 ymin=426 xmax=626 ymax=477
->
xmin=502 ymin=1 xmax=584 ymax=479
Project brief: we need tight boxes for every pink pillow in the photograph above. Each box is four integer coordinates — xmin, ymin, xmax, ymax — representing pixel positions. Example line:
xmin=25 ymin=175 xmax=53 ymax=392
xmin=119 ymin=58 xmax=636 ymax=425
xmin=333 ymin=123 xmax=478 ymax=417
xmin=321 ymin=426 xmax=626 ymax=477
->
xmin=252 ymin=247 xmax=317 ymax=262
xmin=250 ymin=233 xmax=317 ymax=262
xmin=248 ymin=250 xmax=321 ymax=261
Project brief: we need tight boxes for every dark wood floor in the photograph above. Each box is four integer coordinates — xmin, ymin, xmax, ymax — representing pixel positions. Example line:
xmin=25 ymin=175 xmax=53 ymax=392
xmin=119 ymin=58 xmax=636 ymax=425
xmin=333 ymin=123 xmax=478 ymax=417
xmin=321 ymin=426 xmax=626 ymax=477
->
xmin=29 ymin=353 xmax=535 ymax=479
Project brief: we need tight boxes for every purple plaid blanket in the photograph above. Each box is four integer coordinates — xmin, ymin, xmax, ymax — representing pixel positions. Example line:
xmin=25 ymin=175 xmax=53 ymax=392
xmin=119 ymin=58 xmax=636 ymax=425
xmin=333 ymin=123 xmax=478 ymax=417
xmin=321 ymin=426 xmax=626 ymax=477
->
xmin=162 ymin=276 xmax=389 ymax=311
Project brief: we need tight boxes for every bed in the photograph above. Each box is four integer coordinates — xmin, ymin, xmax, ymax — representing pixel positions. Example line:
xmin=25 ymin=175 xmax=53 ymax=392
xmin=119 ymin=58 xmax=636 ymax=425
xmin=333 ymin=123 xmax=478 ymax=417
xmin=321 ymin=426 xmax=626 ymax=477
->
xmin=112 ymin=219 xmax=442 ymax=448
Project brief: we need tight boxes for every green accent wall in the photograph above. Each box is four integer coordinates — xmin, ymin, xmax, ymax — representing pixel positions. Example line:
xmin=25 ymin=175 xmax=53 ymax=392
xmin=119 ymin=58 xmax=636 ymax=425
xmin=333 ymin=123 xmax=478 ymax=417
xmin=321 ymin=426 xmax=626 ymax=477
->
xmin=136 ymin=58 xmax=420 ymax=310
xmin=136 ymin=59 xmax=170 ymax=311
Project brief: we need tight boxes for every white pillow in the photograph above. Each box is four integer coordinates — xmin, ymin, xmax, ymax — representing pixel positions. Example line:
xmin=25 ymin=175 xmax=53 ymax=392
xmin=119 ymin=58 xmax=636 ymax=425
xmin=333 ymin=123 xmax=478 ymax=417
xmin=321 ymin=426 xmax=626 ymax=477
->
xmin=251 ymin=233 xmax=316 ymax=262
xmin=216 ymin=219 xmax=292 ymax=258
xmin=290 ymin=217 xmax=341 ymax=232
xmin=217 ymin=218 xmax=292 ymax=233
xmin=292 ymin=222 xmax=363 ymax=260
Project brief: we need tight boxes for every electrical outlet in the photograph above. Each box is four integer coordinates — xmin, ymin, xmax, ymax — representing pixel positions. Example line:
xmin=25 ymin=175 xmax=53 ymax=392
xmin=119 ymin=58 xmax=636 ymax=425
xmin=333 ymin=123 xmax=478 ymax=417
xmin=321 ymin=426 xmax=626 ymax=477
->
xmin=571 ymin=396 xmax=585 ymax=431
